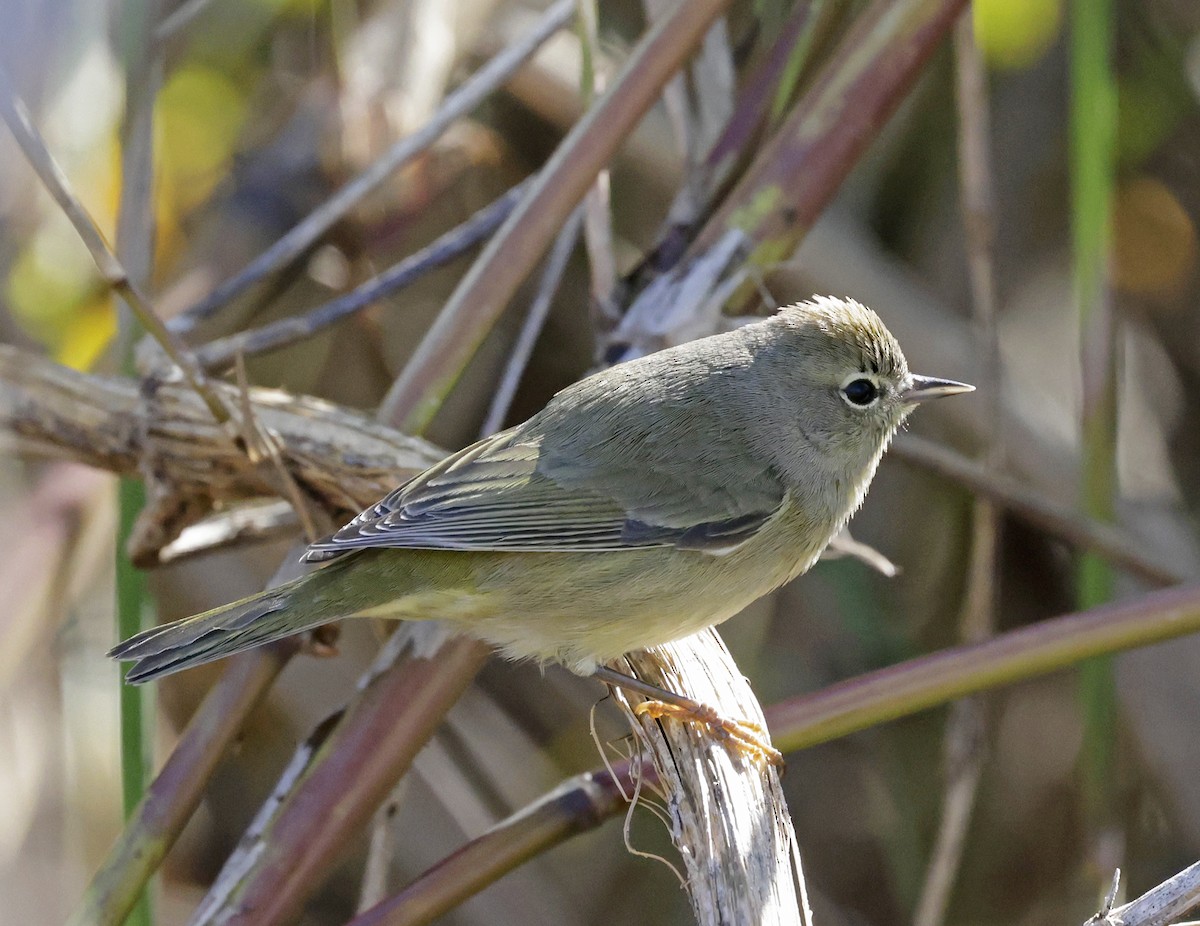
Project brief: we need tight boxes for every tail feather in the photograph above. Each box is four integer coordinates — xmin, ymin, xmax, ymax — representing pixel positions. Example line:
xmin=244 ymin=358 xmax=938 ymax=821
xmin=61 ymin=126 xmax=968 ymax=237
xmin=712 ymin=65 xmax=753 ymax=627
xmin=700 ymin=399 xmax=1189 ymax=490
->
xmin=111 ymin=581 xmax=329 ymax=684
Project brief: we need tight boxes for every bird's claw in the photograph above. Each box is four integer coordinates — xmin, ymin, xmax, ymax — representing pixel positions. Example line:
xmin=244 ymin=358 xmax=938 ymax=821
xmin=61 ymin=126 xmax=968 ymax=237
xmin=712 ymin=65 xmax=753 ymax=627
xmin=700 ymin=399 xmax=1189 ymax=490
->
xmin=633 ymin=699 xmax=784 ymax=768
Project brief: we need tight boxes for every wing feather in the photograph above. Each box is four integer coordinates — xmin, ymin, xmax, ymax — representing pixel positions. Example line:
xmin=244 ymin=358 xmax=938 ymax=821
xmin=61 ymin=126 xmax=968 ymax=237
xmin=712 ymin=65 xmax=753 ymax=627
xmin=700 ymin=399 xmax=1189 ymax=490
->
xmin=305 ymin=351 xmax=789 ymax=561
xmin=303 ymin=426 xmax=784 ymax=560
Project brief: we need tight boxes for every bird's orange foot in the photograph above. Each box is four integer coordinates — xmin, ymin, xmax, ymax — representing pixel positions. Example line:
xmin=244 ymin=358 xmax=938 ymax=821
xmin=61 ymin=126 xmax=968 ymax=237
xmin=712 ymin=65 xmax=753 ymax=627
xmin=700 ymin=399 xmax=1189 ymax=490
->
xmin=633 ymin=699 xmax=784 ymax=768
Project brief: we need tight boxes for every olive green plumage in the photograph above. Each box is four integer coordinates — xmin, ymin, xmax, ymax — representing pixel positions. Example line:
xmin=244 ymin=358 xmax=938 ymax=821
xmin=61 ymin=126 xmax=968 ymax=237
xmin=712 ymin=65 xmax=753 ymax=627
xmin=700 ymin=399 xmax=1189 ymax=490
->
xmin=111 ymin=296 xmax=971 ymax=683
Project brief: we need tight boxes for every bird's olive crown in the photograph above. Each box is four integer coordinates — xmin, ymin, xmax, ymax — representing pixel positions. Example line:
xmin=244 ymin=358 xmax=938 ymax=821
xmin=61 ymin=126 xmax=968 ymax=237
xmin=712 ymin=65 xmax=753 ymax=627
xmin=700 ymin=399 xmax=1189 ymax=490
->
xmin=773 ymin=297 xmax=911 ymax=413
xmin=776 ymin=297 xmax=908 ymax=380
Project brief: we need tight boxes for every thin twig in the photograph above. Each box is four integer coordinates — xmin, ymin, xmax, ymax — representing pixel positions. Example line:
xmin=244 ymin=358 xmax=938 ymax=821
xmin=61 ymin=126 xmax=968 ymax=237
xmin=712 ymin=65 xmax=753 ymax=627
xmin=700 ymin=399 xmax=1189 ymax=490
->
xmin=379 ymin=0 xmax=737 ymax=433
xmin=190 ymin=636 xmax=490 ymax=926
xmin=914 ymin=698 xmax=986 ymax=926
xmin=649 ymin=0 xmax=734 ymax=229
xmin=643 ymin=0 xmax=693 ymax=165
xmin=114 ymin=0 xmax=159 ymax=330
xmin=577 ymin=0 xmax=618 ymax=324
xmin=357 ymin=789 xmax=406 ymax=914
xmin=769 ymin=582 xmax=1200 ymax=752
xmin=0 ymin=62 xmax=232 ymax=427
xmin=479 ymin=208 xmax=583 ymax=437
xmin=232 ymin=354 xmax=328 ymax=542
xmin=194 ymin=178 xmax=533 ymax=370
xmin=892 ymin=434 xmax=1186 ymax=588
xmin=699 ymin=0 xmax=826 ymax=203
xmin=688 ymin=15 xmax=737 ymax=163
xmin=913 ymin=16 xmax=997 ymax=926
xmin=169 ymin=0 xmax=575 ymax=333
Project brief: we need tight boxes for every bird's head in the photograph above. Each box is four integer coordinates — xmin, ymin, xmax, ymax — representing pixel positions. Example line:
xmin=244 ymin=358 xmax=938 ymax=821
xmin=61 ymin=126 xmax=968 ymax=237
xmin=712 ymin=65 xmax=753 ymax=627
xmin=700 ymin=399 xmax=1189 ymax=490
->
xmin=755 ymin=296 xmax=973 ymax=482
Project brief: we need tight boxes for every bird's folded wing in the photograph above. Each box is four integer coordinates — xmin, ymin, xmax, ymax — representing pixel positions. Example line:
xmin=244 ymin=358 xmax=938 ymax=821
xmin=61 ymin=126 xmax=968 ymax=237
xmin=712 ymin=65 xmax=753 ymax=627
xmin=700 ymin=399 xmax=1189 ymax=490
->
xmin=303 ymin=429 xmax=785 ymax=560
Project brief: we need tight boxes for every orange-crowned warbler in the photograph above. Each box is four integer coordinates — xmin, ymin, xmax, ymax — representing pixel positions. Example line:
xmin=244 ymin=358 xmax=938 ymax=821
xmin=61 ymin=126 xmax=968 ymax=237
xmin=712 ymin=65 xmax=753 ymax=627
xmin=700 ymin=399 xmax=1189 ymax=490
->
xmin=112 ymin=297 xmax=971 ymax=693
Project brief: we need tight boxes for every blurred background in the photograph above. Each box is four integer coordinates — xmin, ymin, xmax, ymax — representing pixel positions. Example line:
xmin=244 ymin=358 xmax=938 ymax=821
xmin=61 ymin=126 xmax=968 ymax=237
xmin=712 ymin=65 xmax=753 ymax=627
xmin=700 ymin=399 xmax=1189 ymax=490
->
xmin=2 ymin=0 xmax=1200 ymax=923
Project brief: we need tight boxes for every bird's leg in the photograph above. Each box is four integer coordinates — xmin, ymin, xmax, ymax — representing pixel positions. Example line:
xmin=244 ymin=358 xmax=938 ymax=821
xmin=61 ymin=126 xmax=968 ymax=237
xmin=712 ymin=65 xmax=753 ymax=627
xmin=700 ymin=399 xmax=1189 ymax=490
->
xmin=592 ymin=665 xmax=783 ymax=767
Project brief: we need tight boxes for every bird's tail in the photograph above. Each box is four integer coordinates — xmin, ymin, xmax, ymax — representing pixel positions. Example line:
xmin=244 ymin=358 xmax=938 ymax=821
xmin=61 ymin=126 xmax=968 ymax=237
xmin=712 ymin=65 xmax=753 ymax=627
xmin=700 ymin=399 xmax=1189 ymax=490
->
xmin=110 ymin=565 xmax=350 ymax=684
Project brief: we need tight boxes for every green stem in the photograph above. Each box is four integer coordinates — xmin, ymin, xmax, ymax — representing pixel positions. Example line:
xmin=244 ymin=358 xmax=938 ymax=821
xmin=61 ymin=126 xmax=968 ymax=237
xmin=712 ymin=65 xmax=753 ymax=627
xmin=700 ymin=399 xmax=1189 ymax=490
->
xmin=1070 ymin=0 xmax=1118 ymax=834
xmin=116 ymin=477 xmax=153 ymax=926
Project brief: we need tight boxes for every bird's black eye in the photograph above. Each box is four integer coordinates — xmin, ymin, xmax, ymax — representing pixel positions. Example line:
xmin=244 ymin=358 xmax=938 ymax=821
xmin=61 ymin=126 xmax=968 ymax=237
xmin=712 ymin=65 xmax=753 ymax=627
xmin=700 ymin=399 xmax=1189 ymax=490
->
xmin=842 ymin=378 xmax=878 ymax=406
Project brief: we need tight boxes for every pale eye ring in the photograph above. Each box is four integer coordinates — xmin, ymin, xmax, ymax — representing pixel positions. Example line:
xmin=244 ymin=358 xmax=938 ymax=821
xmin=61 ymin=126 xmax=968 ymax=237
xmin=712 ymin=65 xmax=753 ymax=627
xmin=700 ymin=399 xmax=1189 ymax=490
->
xmin=841 ymin=374 xmax=880 ymax=408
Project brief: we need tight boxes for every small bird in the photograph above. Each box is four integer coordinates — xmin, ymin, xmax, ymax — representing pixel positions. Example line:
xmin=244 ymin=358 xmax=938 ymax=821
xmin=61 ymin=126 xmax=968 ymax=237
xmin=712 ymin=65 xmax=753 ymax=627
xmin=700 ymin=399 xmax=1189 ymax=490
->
xmin=112 ymin=296 xmax=971 ymax=692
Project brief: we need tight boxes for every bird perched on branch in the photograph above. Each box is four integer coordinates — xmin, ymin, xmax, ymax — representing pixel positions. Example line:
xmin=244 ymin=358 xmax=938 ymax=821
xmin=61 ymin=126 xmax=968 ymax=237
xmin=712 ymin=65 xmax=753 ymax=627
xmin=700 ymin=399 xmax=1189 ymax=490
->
xmin=113 ymin=296 xmax=970 ymax=752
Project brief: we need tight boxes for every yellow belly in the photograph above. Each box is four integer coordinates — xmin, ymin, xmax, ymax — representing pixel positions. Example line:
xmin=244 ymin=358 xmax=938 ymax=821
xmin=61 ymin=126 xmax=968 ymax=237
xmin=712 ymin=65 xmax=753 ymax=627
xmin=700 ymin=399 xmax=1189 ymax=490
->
xmin=444 ymin=495 xmax=830 ymax=672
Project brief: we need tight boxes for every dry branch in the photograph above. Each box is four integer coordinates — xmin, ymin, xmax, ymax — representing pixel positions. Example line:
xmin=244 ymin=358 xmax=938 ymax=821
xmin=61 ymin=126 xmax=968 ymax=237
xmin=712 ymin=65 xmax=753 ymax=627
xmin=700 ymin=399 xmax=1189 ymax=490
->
xmin=892 ymin=434 xmax=1185 ymax=587
xmin=0 ymin=345 xmax=442 ymax=563
xmin=615 ymin=634 xmax=811 ymax=926
xmin=1091 ymin=862 xmax=1200 ymax=926
xmin=191 ymin=635 xmax=489 ymax=926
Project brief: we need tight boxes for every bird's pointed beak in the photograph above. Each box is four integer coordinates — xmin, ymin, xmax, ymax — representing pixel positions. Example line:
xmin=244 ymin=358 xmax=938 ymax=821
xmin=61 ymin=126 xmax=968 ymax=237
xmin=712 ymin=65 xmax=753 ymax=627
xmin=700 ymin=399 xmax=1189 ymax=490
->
xmin=901 ymin=374 xmax=975 ymax=403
